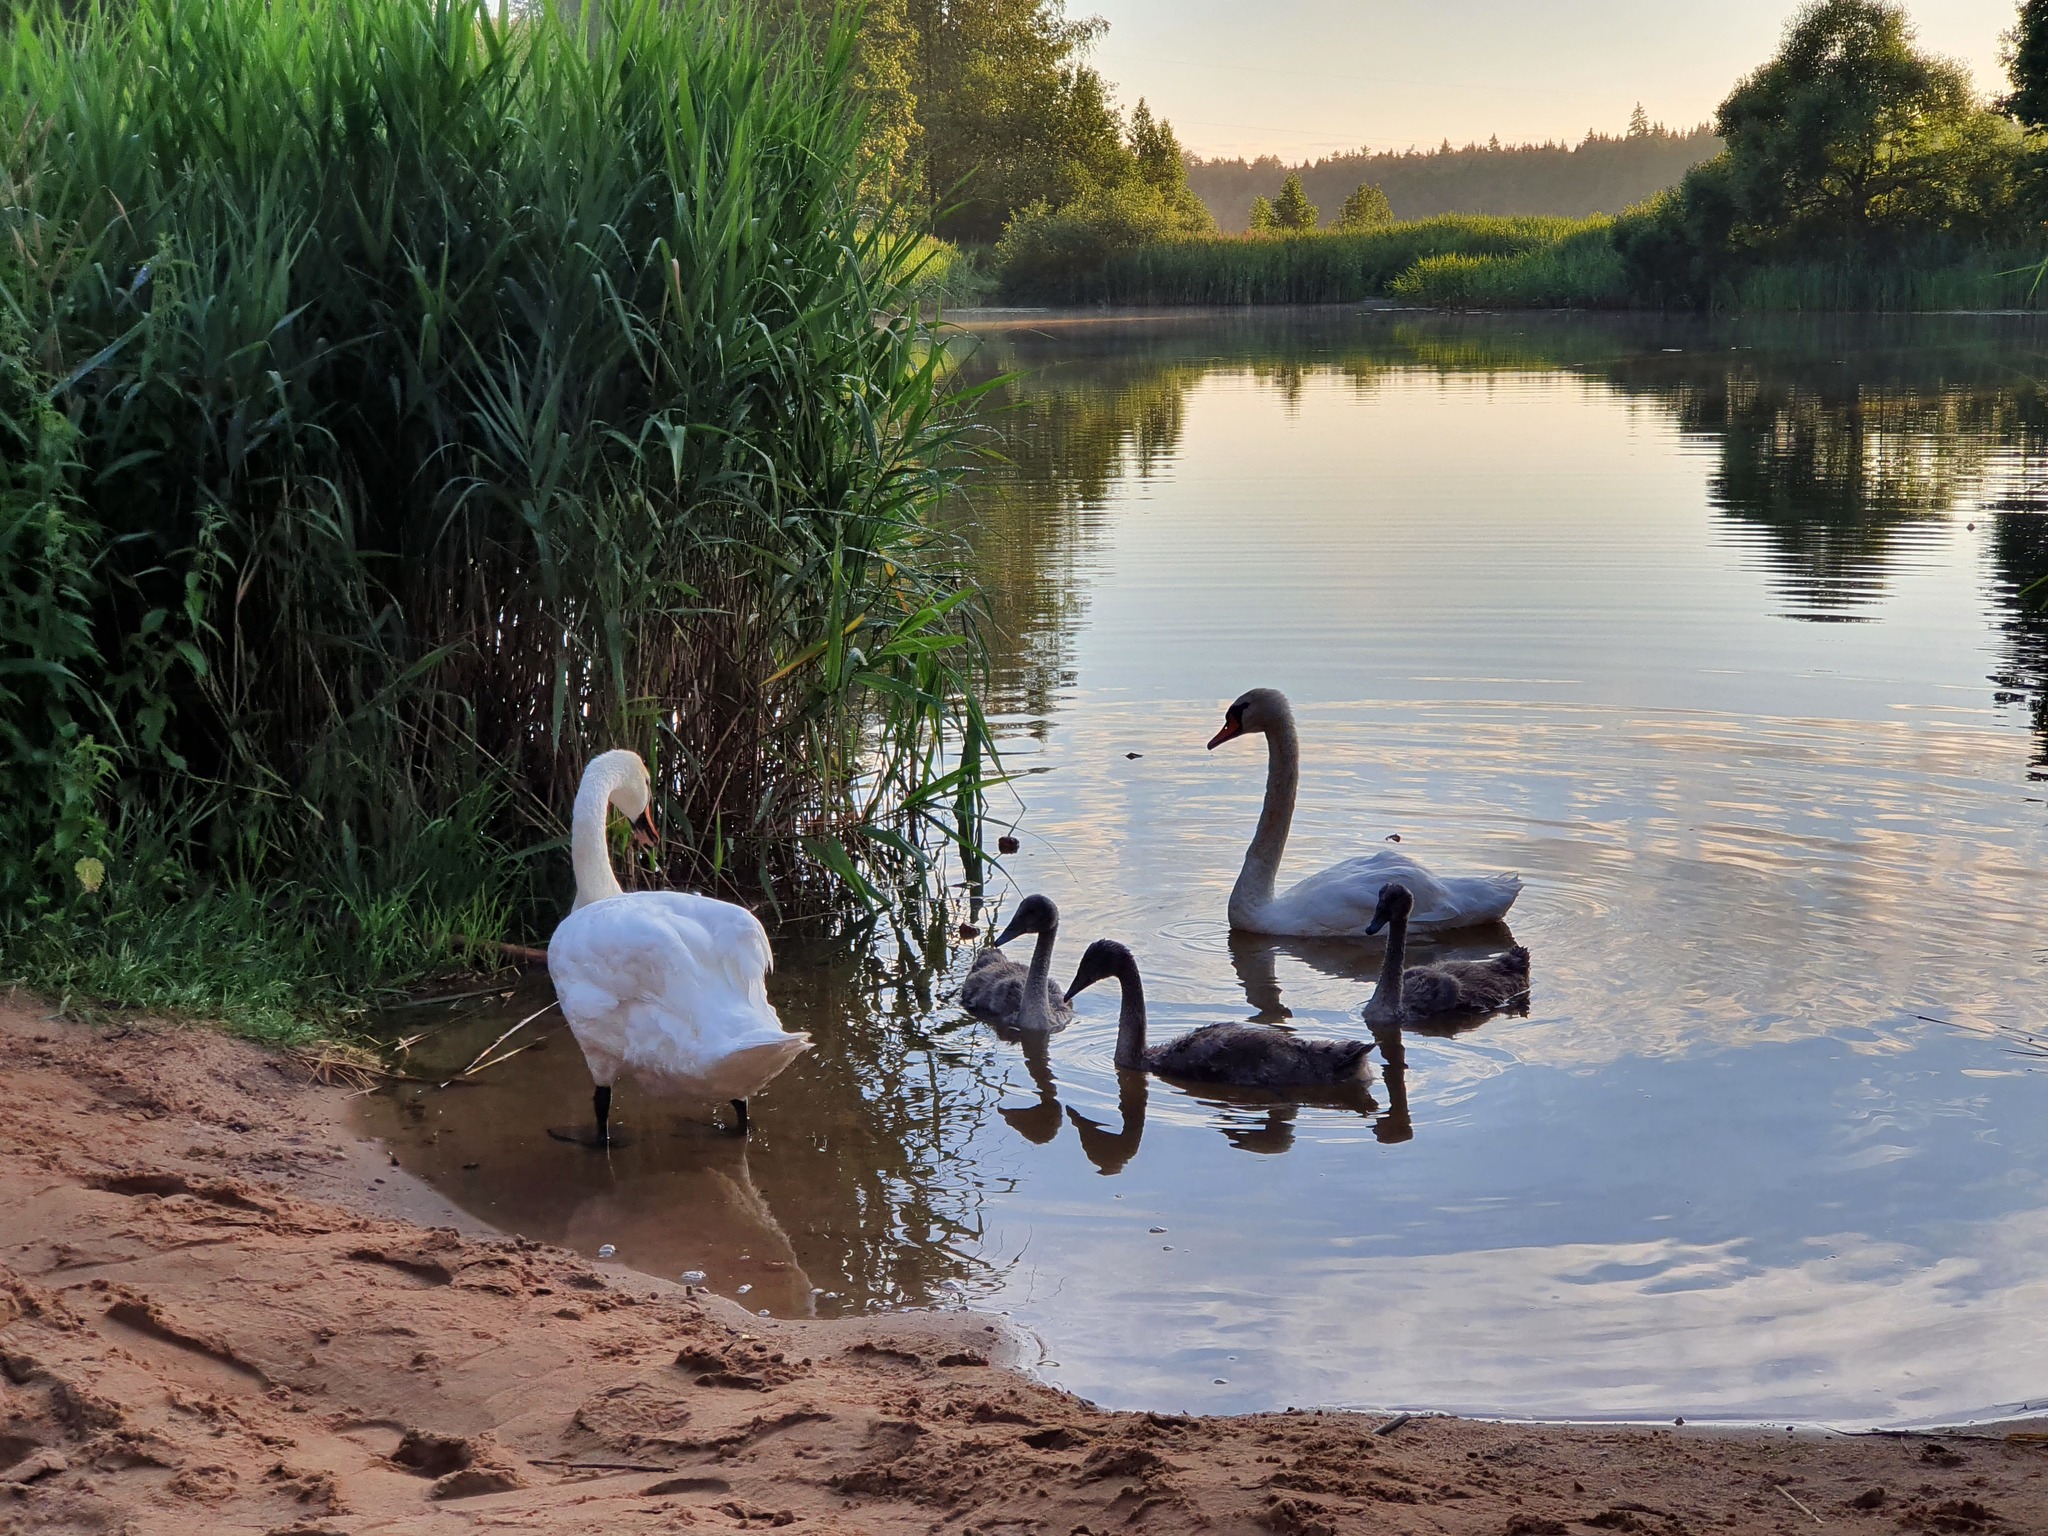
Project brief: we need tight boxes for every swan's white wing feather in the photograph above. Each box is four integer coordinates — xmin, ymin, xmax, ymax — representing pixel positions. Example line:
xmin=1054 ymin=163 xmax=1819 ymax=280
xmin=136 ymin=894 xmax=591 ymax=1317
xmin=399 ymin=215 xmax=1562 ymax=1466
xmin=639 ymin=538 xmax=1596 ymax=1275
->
xmin=1261 ymin=850 xmax=1520 ymax=936
xmin=549 ymin=891 xmax=807 ymax=1101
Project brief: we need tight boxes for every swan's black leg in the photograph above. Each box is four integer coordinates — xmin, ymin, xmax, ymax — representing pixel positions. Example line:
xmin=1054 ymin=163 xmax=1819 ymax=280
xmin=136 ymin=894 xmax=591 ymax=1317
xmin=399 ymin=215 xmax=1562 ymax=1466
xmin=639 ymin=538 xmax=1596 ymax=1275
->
xmin=594 ymin=1085 xmax=612 ymax=1147
xmin=729 ymin=1098 xmax=749 ymax=1136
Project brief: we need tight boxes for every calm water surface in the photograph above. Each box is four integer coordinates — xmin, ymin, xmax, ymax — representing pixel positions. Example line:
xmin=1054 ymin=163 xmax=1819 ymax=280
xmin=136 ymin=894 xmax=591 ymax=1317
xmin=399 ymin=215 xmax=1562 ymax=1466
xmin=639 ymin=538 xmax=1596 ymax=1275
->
xmin=366 ymin=310 xmax=2048 ymax=1425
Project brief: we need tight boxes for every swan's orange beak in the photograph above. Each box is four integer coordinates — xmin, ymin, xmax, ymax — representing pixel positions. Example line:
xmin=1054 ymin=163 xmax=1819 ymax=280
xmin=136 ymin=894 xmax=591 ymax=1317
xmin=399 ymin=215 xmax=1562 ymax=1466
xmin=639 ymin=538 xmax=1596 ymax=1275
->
xmin=631 ymin=805 xmax=660 ymax=848
xmin=1207 ymin=719 xmax=1242 ymax=750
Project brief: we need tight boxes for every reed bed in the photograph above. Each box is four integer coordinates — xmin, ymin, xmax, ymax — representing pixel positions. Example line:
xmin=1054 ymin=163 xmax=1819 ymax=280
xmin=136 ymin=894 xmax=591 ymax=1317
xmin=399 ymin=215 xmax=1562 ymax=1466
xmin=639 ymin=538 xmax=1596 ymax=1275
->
xmin=1714 ymin=252 xmax=2048 ymax=312
xmin=1006 ymin=216 xmax=1600 ymax=305
xmin=0 ymin=0 xmax=989 ymax=1030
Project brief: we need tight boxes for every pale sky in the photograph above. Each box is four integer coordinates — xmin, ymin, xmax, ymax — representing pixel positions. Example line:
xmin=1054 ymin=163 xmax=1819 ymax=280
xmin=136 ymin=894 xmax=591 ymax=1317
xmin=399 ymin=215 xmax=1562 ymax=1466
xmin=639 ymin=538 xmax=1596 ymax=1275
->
xmin=1083 ymin=0 xmax=2017 ymax=161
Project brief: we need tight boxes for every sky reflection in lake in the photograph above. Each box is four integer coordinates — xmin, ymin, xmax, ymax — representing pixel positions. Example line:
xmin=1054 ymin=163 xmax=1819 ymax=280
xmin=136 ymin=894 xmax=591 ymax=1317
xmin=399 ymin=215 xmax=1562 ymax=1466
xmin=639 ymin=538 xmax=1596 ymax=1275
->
xmin=370 ymin=311 xmax=2048 ymax=1425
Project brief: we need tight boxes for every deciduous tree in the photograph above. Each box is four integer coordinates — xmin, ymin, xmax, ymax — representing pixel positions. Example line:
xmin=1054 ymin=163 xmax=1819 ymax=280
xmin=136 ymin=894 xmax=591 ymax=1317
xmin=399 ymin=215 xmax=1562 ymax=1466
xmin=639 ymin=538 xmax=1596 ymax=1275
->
xmin=1335 ymin=182 xmax=1392 ymax=231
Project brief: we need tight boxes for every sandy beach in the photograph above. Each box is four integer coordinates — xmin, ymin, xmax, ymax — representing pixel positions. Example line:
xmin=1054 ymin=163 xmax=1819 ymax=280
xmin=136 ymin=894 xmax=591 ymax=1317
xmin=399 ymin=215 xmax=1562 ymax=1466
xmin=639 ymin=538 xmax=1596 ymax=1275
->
xmin=4 ymin=997 xmax=2046 ymax=1535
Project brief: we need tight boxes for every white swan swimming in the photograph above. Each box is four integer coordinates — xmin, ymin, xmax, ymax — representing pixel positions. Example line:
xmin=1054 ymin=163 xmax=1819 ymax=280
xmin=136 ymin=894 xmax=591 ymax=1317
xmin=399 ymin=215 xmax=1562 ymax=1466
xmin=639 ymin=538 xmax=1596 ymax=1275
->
xmin=1207 ymin=687 xmax=1521 ymax=936
xmin=547 ymin=749 xmax=809 ymax=1145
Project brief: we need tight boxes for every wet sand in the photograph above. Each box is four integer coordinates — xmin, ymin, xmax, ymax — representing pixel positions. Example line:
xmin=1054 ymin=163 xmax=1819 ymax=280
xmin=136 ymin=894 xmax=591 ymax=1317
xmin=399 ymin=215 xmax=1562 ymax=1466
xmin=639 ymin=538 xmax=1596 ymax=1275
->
xmin=4 ymin=997 xmax=2047 ymax=1535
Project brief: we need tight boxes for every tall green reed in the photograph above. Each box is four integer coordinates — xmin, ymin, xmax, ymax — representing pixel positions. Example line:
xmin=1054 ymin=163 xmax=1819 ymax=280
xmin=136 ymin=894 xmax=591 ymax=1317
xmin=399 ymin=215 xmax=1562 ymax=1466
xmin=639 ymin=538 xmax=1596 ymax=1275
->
xmin=1003 ymin=216 xmax=1601 ymax=305
xmin=0 ymin=0 xmax=991 ymax=1021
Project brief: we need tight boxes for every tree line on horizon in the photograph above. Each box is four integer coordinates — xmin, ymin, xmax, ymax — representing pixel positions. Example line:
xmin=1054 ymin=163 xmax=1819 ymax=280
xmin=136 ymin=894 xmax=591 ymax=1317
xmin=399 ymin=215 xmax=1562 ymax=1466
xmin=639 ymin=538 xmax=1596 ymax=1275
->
xmin=1186 ymin=117 xmax=1724 ymax=232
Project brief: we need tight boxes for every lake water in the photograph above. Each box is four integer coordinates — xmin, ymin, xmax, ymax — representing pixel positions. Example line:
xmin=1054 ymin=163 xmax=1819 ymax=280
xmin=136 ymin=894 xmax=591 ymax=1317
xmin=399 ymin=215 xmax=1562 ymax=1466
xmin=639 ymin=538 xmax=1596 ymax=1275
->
xmin=365 ymin=309 xmax=2048 ymax=1426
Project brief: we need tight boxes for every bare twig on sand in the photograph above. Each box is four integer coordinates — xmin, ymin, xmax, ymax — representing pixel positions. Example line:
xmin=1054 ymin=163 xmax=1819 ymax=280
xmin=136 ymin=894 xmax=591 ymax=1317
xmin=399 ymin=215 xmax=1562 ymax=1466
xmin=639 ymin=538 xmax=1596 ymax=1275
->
xmin=1775 ymin=1483 xmax=1823 ymax=1524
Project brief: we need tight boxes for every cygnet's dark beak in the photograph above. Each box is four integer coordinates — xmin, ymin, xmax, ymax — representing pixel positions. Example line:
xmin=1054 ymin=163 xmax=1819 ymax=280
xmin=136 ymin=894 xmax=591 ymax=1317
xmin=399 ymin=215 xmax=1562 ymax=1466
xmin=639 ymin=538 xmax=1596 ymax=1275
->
xmin=632 ymin=805 xmax=660 ymax=848
xmin=991 ymin=911 xmax=1029 ymax=948
xmin=1364 ymin=912 xmax=1387 ymax=937
xmin=1206 ymin=718 xmax=1242 ymax=750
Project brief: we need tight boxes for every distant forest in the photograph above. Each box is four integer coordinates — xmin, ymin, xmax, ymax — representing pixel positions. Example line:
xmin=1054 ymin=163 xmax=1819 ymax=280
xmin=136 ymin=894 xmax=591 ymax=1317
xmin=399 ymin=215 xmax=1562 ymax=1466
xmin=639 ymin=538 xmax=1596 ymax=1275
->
xmin=1186 ymin=120 xmax=1722 ymax=231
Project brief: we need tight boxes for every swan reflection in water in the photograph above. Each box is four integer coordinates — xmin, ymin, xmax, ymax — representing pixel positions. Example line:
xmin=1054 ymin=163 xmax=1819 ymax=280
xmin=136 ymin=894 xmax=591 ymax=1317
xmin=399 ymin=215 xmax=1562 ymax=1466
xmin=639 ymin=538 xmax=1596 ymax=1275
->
xmin=379 ymin=1069 xmax=819 ymax=1312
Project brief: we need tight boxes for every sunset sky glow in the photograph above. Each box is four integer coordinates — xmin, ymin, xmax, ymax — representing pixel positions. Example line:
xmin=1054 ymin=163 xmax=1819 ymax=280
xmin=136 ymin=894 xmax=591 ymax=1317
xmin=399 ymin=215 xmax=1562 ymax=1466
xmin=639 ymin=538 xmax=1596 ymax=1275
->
xmin=1082 ymin=0 xmax=2015 ymax=160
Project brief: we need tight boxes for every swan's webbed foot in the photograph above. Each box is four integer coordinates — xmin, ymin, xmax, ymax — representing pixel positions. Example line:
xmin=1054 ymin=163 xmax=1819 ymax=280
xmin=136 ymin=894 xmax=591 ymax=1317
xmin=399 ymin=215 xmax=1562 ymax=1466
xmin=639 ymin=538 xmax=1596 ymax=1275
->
xmin=548 ymin=1086 xmax=630 ymax=1148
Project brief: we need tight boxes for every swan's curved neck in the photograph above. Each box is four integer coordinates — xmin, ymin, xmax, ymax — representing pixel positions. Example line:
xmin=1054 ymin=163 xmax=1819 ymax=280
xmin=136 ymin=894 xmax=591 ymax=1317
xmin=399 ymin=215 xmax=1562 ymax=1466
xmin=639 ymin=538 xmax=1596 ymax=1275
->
xmin=1230 ymin=717 xmax=1299 ymax=925
xmin=1371 ymin=910 xmax=1407 ymax=1018
xmin=570 ymin=760 xmax=631 ymax=910
xmin=1110 ymin=952 xmax=1148 ymax=1071
xmin=1018 ymin=923 xmax=1058 ymax=1029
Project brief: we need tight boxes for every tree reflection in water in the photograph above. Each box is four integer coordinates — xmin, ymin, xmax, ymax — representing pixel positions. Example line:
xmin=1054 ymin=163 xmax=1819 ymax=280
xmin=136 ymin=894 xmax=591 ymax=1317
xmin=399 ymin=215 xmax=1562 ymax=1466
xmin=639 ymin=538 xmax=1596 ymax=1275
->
xmin=958 ymin=309 xmax=2048 ymax=760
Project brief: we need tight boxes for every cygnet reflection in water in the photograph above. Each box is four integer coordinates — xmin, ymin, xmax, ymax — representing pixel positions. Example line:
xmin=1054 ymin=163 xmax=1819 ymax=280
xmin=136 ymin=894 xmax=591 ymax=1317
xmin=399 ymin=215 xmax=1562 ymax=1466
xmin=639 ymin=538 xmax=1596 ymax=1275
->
xmin=1061 ymin=1069 xmax=1382 ymax=1167
xmin=991 ymin=1022 xmax=1384 ymax=1174
xmin=995 ymin=1025 xmax=1063 ymax=1146
xmin=1226 ymin=925 xmax=1523 ymax=1023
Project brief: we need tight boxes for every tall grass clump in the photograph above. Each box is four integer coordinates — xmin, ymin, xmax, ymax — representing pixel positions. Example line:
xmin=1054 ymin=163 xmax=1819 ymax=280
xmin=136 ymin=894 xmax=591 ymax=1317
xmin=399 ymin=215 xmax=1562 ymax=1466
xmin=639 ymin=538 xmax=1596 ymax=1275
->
xmin=1000 ymin=215 xmax=1600 ymax=305
xmin=1387 ymin=221 xmax=1629 ymax=308
xmin=0 ymin=0 xmax=990 ymax=1032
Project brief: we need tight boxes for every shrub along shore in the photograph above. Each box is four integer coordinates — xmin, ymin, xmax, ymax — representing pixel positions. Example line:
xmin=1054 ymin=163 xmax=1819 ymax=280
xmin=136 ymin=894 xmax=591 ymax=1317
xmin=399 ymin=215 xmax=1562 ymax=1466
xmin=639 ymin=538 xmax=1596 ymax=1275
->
xmin=0 ymin=0 xmax=989 ymax=1038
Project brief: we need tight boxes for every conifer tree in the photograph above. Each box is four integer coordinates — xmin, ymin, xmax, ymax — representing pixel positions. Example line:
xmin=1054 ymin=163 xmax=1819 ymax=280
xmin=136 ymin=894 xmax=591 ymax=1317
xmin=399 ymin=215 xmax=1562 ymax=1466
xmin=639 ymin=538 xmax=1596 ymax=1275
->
xmin=1272 ymin=172 xmax=1317 ymax=230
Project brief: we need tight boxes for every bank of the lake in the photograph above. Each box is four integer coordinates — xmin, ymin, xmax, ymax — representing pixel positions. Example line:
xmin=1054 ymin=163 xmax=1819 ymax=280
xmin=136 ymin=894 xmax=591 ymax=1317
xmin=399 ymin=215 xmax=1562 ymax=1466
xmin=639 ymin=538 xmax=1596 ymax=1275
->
xmin=6 ymin=996 xmax=2048 ymax=1535
xmin=984 ymin=216 xmax=2048 ymax=312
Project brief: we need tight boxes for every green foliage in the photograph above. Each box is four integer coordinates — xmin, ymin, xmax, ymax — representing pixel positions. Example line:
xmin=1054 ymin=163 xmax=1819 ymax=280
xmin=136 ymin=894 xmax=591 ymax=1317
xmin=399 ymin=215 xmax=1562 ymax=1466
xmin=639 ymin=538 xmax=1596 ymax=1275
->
xmin=2006 ymin=0 xmax=2048 ymax=128
xmin=1717 ymin=0 xmax=2015 ymax=240
xmin=1127 ymin=99 xmax=1213 ymax=231
xmin=898 ymin=0 xmax=1127 ymax=242
xmin=1336 ymin=183 xmax=1395 ymax=232
xmin=1617 ymin=0 xmax=2030 ymax=305
xmin=0 ymin=326 xmax=113 ymax=908
xmin=0 ymin=0 xmax=988 ymax=1027
xmin=993 ymin=93 xmax=1213 ymax=301
xmin=1272 ymin=173 xmax=1319 ymax=231
xmin=1247 ymin=196 xmax=1277 ymax=233
xmin=996 ymin=183 xmax=1201 ymax=300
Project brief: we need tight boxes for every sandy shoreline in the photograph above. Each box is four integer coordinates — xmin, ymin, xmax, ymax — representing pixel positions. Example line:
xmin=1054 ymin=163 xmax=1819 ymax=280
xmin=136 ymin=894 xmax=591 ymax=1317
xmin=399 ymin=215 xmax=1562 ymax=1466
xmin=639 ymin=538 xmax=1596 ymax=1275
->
xmin=4 ymin=998 xmax=2047 ymax=1534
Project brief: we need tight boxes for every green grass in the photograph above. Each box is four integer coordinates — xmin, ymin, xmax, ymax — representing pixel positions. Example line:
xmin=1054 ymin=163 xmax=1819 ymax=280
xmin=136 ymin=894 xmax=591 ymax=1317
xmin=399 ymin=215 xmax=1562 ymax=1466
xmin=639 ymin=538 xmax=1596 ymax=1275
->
xmin=0 ymin=0 xmax=993 ymax=1032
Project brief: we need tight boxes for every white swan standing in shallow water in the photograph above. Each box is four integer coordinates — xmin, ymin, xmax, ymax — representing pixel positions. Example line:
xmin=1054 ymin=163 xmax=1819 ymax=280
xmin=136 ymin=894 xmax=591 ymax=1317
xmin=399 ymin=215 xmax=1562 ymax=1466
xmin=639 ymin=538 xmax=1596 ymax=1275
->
xmin=547 ymin=749 xmax=809 ymax=1145
xmin=1207 ymin=687 xmax=1521 ymax=936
